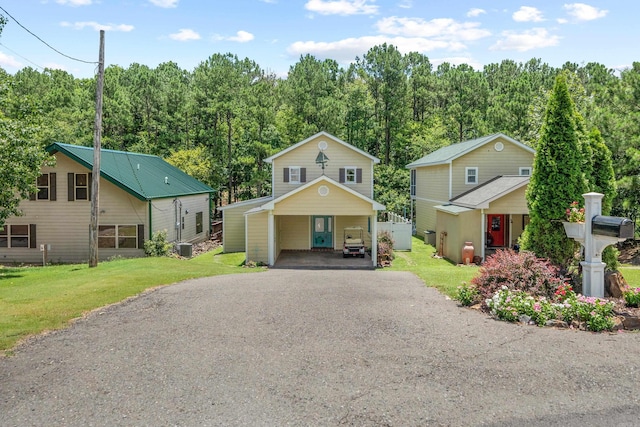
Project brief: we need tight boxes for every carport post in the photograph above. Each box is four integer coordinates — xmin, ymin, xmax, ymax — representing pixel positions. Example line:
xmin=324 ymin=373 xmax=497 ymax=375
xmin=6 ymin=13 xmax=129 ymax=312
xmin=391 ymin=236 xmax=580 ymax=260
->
xmin=268 ymin=210 xmax=275 ymax=266
xmin=371 ymin=212 xmax=378 ymax=267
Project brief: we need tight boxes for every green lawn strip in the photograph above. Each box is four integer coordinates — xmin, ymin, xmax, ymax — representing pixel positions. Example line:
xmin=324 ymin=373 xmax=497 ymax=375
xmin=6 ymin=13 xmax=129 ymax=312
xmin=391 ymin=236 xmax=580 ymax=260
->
xmin=619 ymin=266 xmax=640 ymax=286
xmin=0 ymin=248 xmax=256 ymax=354
xmin=387 ymin=237 xmax=478 ymax=298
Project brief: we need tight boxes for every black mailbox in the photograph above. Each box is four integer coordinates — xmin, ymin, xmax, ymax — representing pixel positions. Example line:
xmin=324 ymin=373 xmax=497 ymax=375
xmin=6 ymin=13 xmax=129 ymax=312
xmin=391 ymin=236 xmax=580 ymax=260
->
xmin=591 ymin=215 xmax=635 ymax=239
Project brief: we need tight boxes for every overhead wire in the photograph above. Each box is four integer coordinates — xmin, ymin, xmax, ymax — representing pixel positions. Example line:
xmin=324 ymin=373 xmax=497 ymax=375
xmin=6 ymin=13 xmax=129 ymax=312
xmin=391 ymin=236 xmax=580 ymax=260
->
xmin=0 ymin=5 xmax=98 ymax=65
xmin=0 ymin=42 xmax=44 ymax=70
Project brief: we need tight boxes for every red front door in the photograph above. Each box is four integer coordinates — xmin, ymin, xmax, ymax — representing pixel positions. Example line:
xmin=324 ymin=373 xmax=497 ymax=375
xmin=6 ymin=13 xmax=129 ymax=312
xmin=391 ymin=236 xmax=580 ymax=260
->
xmin=487 ymin=214 xmax=505 ymax=247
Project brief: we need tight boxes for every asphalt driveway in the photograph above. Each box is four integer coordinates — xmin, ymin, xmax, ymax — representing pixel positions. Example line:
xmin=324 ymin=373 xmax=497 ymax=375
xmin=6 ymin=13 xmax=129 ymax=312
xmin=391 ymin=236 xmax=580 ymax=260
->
xmin=2 ymin=269 xmax=640 ymax=426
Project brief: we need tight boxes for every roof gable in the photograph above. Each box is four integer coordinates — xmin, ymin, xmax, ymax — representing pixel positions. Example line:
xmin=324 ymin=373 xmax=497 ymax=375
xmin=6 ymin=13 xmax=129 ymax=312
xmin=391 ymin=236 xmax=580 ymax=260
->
xmin=262 ymin=175 xmax=385 ymax=211
xmin=406 ymin=133 xmax=535 ymax=168
xmin=265 ymin=131 xmax=380 ymax=164
xmin=46 ymin=143 xmax=214 ymax=201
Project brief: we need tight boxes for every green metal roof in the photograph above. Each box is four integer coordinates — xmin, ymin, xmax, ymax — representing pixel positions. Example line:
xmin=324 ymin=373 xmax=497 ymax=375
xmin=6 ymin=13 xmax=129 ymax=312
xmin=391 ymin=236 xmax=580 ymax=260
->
xmin=406 ymin=133 xmax=534 ymax=168
xmin=46 ymin=143 xmax=214 ymax=201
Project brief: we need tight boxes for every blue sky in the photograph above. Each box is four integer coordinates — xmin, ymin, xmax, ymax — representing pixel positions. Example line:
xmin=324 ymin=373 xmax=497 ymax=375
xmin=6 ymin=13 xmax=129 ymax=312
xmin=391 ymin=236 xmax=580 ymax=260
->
xmin=0 ymin=0 xmax=635 ymax=79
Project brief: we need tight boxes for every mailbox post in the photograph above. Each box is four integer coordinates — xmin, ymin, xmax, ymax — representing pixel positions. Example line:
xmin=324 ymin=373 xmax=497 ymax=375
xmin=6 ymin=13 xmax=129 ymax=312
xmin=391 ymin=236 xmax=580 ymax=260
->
xmin=565 ymin=193 xmax=634 ymax=298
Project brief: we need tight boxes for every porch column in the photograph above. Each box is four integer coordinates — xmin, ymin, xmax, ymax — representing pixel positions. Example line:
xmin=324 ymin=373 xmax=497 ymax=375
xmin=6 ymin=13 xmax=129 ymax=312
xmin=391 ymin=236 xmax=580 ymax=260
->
xmin=371 ymin=212 xmax=378 ymax=267
xmin=268 ymin=210 xmax=275 ymax=266
xmin=480 ymin=209 xmax=486 ymax=262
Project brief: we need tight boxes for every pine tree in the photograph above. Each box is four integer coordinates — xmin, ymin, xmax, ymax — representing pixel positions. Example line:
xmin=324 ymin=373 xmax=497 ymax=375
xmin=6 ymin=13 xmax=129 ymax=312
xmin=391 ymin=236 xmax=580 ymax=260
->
xmin=520 ymin=72 xmax=588 ymax=266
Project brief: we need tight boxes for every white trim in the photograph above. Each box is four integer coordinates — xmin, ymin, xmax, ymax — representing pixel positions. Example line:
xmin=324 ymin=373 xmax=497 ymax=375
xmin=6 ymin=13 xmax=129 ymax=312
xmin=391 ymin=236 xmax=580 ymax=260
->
xmin=244 ymin=214 xmax=249 ymax=265
xmin=481 ymin=210 xmax=485 ymax=262
xmin=465 ymin=167 xmax=478 ymax=185
xmin=264 ymin=131 xmax=380 ymax=164
xmin=371 ymin=213 xmax=378 ymax=267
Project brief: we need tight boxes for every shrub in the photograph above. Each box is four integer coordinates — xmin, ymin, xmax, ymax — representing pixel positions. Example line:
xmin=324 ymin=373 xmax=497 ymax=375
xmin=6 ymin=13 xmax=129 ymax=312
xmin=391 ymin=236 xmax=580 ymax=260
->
xmin=144 ymin=230 xmax=173 ymax=257
xmin=377 ymin=230 xmax=395 ymax=262
xmin=455 ymin=283 xmax=480 ymax=306
xmin=623 ymin=287 xmax=640 ymax=307
xmin=471 ymin=249 xmax=564 ymax=304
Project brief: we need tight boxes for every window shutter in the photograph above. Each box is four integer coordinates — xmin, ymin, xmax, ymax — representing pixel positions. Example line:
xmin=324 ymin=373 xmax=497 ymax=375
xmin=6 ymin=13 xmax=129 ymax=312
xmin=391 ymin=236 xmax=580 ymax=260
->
xmin=283 ymin=168 xmax=289 ymax=183
xmin=88 ymin=173 xmax=92 ymax=201
xmin=137 ymin=224 xmax=144 ymax=249
xmin=68 ymin=173 xmax=75 ymax=201
xmin=49 ymin=173 xmax=57 ymax=201
xmin=339 ymin=168 xmax=345 ymax=183
xmin=356 ymin=168 xmax=362 ymax=184
xmin=300 ymin=168 xmax=306 ymax=183
xmin=29 ymin=224 xmax=36 ymax=248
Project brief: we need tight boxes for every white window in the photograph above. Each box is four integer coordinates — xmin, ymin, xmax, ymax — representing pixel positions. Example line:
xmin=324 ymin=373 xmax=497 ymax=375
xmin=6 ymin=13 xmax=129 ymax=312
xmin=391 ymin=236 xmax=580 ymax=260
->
xmin=519 ymin=167 xmax=532 ymax=176
xmin=465 ymin=167 xmax=478 ymax=185
xmin=345 ymin=167 xmax=357 ymax=184
xmin=289 ymin=167 xmax=301 ymax=184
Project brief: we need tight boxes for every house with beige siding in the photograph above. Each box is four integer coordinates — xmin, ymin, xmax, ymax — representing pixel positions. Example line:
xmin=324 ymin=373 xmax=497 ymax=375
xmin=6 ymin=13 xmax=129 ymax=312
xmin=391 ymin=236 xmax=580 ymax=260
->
xmin=219 ymin=131 xmax=385 ymax=267
xmin=0 ymin=143 xmax=214 ymax=264
xmin=406 ymin=133 xmax=535 ymax=264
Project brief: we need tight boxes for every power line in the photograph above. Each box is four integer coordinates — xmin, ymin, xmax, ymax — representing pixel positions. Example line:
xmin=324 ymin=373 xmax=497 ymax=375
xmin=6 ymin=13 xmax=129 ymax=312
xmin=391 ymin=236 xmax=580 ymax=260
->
xmin=0 ymin=42 xmax=45 ymax=70
xmin=0 ymin=5 xmax=97 ymax=65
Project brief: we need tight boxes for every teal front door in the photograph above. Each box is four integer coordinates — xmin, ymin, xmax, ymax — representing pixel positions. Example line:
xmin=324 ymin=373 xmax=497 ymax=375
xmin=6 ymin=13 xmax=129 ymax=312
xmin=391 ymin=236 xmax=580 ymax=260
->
xmin=312 ymin=216 xmax=333 ymax=248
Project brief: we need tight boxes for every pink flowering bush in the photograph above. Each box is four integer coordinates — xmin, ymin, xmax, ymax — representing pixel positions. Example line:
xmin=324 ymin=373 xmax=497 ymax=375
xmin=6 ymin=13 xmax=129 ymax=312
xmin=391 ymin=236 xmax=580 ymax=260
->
xmin=472 ymin=249 xmax=564 ymax=304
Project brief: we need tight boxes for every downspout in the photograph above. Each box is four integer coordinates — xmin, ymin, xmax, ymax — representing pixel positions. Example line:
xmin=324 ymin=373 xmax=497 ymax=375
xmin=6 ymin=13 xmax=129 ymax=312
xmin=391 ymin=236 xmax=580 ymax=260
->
xmin=371 ymin=211 xmax=378 ymax=267
xmin=148 ymin=201 xmax=153 ymax=240
xmin=268 ymin=210 xmax=275 ymax=266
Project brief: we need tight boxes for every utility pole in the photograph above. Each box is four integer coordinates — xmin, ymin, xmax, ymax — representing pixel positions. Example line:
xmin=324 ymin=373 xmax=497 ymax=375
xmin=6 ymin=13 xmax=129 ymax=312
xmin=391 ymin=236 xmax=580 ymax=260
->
xmin=89 ymin=30 xmax=104 ymax=268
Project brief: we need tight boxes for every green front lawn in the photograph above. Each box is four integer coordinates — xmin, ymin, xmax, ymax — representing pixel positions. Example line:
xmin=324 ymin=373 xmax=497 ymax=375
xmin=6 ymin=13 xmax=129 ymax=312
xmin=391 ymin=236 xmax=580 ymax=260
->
xmin=388 ymin=237 xmax=478 ymax=297
xmin=0 ymin=248 xmax=253 ymax=354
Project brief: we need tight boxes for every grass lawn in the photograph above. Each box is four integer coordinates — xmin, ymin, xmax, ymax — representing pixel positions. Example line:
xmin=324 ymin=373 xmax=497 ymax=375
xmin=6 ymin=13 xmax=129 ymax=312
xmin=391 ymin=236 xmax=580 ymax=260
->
xmin=388 ymin=236 xmax=478 ymax=298
xmin=0 ymin=248 xmax=254 ymax=355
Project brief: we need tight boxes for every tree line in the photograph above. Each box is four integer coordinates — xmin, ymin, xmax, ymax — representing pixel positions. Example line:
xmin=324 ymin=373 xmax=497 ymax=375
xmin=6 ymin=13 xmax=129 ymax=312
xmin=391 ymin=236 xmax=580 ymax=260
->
xmin=1 ymin=42 xmax=639 ymax=221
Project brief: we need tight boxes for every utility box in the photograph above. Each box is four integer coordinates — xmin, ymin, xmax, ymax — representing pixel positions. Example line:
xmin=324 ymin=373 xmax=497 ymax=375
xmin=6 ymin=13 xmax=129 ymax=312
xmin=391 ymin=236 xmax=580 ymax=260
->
xmin=177 ymin=242 xmax=193 ymax=258
xmin=424 ymin=230 xmax=436 ymax=246
xmin=592 ymin=215 xmax=635 ymax=239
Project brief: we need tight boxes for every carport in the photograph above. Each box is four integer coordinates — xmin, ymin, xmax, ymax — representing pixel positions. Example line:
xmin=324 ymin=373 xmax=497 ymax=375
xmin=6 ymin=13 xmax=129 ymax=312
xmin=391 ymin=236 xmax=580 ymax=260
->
xmin=273 ymin=250 xmax=374 ymax=269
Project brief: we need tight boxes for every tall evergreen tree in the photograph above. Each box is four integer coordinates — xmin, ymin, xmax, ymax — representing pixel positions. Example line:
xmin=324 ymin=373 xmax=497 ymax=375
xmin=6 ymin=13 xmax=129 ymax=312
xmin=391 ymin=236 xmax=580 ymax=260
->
xmin=520 ymin=72 xmax=588 ymax=266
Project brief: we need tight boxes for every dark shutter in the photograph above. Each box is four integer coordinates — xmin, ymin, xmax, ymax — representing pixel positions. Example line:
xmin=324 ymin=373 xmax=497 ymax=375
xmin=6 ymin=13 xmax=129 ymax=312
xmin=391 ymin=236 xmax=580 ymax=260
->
xmin=356 ymin=168 xmax=362 ymax=184
xmin=29 ymin=224 xmax=36 ymax=248
xmin=339 ymin=168 xmax=345 ymax=183
xmin=88 ymin=173 xmax=92 ymax=201
xmin=49 ymin=173 xmax=56 ymax=201
xmin=283 ymin=168 xmax=289 ymax=183
xmin=137 ymin=224 xmax=144 ymax=249
xmin=300 ymin=168 xmax=306 ymax=183
xmin=68 ymin=173 xmax=75 ymax=201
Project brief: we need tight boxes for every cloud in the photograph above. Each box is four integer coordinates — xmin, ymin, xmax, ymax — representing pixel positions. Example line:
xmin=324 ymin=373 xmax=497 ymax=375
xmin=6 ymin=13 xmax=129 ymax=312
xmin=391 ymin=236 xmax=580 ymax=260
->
xmin=563 ymin=3 xmax=608 ymax=21
xmin=169 ymin=29 xmax=201 ymax=41
xmin=304 ymin=0 xmax=379 ymax=16
xmin=490 ymin=28 xmax=560 ymax=51
xmin=0 ymin=51 xmax=22 ymax=68
xmin=512 ymin=6 xmax=544 ymax=22
xmin=55 ymin=0 xmax=93 ymax=5
xmin=259 ymin=0 xmax=277 ymax=3
xmin=213 ymin=30 xmax=255 ymax=43
xmin=60 ymin=21 xmax=135 ymax=32
xmin=149 ymin=0 xmax=179 ymax=8
xmin=375 ymin=16 xmax=491 ymax=42
xmin=288 ymin=35 xmax=465 ymax=63
xmin=398 ymin=0 xmax=413 ymax=8
xmin=467 ymin=8 xmax=486 ymax=18
xmin=557 ymin=18 xmax=568 ymax=24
